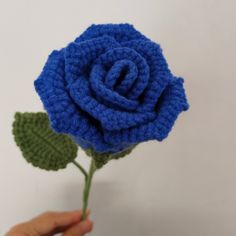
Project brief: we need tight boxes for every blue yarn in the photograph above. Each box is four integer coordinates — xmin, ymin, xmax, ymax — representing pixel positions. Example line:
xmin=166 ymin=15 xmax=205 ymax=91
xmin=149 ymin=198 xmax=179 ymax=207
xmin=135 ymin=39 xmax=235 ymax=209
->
xmin=34 ymin=23 xmax=189 ymax=153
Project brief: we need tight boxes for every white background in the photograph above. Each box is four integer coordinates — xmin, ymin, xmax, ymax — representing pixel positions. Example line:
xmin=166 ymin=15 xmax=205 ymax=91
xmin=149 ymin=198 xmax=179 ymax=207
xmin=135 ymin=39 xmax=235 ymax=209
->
xmin=0 ymin=0 xmax=236 ymax=235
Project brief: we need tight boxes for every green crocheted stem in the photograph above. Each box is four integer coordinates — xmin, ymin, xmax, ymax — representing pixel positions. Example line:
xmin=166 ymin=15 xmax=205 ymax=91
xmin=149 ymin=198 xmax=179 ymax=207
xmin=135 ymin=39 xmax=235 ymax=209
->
xmin=81 ymin=158 xmax=96 ymax=220
xmin=72 ymin=160 xmax=88 ymax=180
xmin=80 ymin=146 xmax=136 ymax=220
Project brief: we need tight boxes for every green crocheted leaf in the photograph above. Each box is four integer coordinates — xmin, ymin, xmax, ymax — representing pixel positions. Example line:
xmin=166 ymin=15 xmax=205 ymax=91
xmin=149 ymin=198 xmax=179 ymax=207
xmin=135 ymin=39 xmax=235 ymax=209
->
xmin=12 ymin=112 xmax=78 ymax=171
xmin=85 ymin=145 xmax=136 ymax=169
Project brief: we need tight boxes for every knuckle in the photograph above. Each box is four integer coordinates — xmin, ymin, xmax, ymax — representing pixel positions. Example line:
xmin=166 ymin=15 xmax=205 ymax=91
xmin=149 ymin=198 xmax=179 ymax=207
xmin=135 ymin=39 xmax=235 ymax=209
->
xmin=39 ymin=211 xmax=60 ymax=229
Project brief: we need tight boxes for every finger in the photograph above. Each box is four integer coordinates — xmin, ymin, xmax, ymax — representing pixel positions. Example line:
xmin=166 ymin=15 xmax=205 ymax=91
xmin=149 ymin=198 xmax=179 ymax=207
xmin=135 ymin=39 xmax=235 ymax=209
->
xmin=51 ymin=211 xmax=91 ymax=235
xmin=63 ymin=220 xmax=93 ymax=236
xmin=28 ymin=210 xmax=84 ymax=235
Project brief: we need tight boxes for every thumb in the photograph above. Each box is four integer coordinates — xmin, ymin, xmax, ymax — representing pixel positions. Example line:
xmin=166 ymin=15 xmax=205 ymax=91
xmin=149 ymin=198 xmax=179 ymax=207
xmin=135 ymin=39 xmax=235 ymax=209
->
xmin=6 ymin=211 xmax=83 ymax=236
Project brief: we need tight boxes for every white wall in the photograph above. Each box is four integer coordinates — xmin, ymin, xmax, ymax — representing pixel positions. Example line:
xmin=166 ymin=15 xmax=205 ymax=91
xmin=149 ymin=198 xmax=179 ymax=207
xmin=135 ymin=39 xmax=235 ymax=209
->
xmin=0 ymin=0 xmax=235 ymax=235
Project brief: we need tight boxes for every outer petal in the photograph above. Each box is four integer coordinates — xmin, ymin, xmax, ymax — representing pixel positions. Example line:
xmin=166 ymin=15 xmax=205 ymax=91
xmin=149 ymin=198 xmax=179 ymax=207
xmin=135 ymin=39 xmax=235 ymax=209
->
xmin=75 ymin=23 xmax=149 ymax=43
xmin=34 ymin=50 xmax=124 ymax=153
xmin=103 ymin=77 xmax=189 ymax=145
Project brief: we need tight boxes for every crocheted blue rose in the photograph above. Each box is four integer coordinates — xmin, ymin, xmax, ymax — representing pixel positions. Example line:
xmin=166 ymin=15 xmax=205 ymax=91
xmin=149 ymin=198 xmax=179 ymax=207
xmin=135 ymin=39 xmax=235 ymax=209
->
xmin=35 ymin=24 xmax=189 ymax=153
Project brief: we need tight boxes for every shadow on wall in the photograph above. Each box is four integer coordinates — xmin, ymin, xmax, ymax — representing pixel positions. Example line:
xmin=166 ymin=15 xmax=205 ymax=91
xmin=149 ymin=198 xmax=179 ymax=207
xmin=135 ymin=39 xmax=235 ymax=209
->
xmin=62 ymin=181 xmax=211 ymax=236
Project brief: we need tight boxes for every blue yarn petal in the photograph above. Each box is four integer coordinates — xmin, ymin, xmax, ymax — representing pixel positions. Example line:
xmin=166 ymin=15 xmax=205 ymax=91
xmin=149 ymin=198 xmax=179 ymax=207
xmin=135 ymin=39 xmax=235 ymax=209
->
xmin=34 ymin=50 xmax=73 ymax=132
xmin=90 ymin=64 xmax=139 ymax=111
xmin=34 ymin=49 xmax=125 ymax=152
xmin=68 ymin=76 xmax=156 ymax=131
xmin=122 ymin=40 xmax=172 ymax=112
xmin=105 ymin=59 xmax=138 ymax=95
xmin=75 ymin=23 xmax=149 ymax=43
xmin=95 ymin=47 xmax=150 ymax=99
xmin=103 ymin=77 xmax=189 ymax=145
xmin=64 ymin=36 xmax=120 ymax=84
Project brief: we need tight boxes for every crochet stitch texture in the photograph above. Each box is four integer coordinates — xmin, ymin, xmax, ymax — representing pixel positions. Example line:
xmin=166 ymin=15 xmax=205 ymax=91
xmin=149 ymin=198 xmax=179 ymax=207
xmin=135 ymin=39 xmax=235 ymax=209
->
xmin=35 ymin=23 xmax=189 ymax=153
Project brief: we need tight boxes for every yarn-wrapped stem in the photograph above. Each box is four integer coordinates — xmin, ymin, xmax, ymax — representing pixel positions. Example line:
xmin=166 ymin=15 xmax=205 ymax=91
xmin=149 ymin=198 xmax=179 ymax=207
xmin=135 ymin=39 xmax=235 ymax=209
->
xmin=72 ymin=160 xmax=88 ymax=180
xmin=81 ymin=158 xmax=96 ymax=220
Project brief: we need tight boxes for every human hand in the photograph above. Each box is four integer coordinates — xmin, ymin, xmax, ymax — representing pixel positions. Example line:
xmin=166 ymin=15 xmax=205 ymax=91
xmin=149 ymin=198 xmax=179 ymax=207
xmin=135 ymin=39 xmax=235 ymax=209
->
xmin=6 ymin=210 xmax=93 ymax=236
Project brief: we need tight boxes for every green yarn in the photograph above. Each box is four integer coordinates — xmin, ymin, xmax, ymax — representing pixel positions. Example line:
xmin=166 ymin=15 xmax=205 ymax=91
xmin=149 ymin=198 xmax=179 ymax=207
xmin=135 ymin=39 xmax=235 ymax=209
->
xmin=12 ymin=112 xmax=78 ymax=171
xmin=12 ymin=112 xmax=135 ymax=170
xmin=85 ymin=145 xmax=136 ymax=169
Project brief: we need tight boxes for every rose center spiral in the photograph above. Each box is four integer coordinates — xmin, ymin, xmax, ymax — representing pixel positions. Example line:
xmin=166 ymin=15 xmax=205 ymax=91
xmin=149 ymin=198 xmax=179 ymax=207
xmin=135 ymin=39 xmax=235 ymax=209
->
xmin=89 ymin=47 xmax=150 ymax=111
xmin=104 ymin=60 xmax=138 ymax=96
